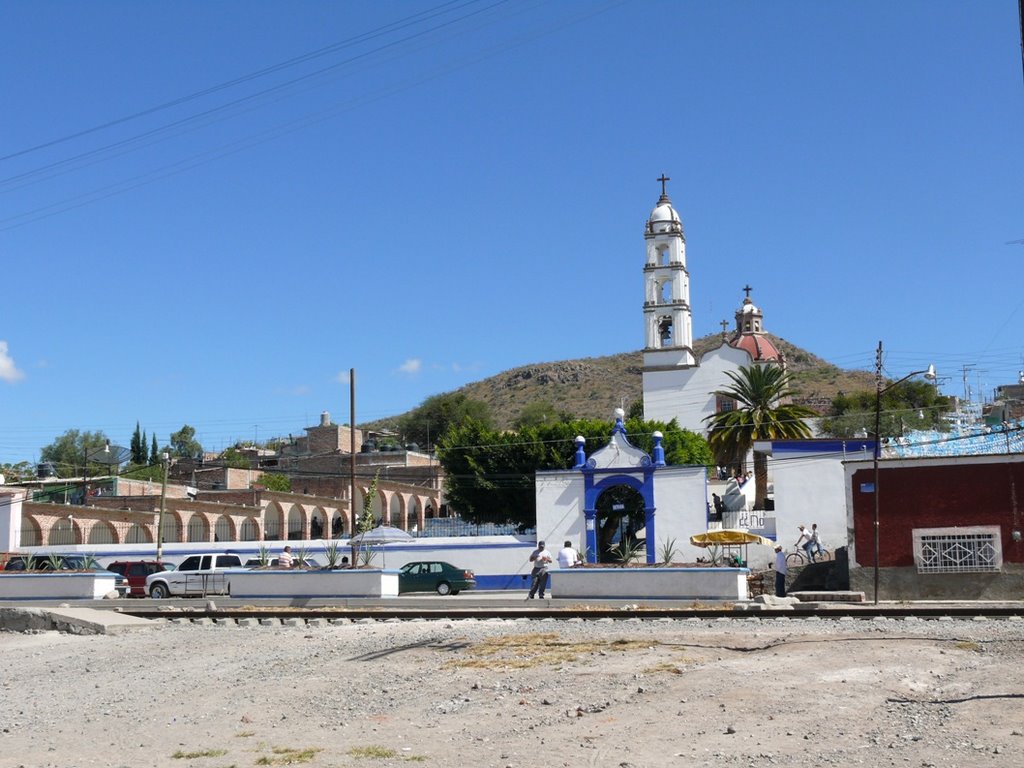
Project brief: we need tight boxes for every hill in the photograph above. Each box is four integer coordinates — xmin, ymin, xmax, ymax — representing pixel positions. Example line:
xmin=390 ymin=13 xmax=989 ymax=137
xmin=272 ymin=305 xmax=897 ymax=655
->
xmin=370 ymin=334 xmax=875 ymax=432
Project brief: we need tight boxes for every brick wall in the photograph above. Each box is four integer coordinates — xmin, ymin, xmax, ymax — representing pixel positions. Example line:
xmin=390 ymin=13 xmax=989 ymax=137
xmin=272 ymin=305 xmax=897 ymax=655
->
xmin=850 ymin=456 xmax=1024 ymax=567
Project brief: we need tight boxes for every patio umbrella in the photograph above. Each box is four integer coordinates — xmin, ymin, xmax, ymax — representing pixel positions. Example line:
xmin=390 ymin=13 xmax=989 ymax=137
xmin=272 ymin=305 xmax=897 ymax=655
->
xmin=689 ymin=529 xmax=774 ymax=548
xmin=350 ymin=525 xmax=414 ymax=567
xmin=689 ymin=529 xmax=774 ymax=567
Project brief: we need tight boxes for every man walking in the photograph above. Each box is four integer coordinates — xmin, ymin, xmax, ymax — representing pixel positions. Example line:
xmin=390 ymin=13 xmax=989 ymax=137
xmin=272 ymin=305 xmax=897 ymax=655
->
xmin=527 ymin=541 xmax=553 ymax=599
xmin=773 ymin=544 xmax=788 ymax=597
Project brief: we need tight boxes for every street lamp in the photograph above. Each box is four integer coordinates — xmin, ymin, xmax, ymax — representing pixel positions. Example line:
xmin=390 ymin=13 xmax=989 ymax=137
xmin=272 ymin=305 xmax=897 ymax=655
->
xmin=156 ymin=452 xmax=170 ymax=563
xmin=872 ymin=340 xmax=935 ymax=604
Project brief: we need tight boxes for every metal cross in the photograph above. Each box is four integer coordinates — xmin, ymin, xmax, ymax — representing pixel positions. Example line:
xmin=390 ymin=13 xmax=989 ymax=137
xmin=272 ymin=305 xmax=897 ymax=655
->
xmin=743 ymin=284 xmax=753 ymax=298
xmin=657 ymin=174 xmax=670 ymax=197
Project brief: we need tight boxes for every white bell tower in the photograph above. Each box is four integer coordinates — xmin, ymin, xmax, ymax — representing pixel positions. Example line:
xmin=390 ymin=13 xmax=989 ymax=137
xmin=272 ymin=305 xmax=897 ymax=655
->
xmin=642 ymin=174 xmax=695 ymax=368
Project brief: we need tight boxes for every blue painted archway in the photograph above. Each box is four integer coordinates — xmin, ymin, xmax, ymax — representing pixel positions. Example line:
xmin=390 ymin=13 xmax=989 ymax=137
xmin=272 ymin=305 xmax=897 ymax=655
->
xmin=574 ymin=410 xmax=665 ymax=564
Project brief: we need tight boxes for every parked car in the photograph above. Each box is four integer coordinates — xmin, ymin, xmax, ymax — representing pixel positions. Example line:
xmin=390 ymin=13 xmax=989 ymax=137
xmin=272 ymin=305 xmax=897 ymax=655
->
xmin=398 ymin=561 xmax=476 ymax=595
xmin=105 ymin=560 xmax=175 ymax=597
xmin=243 ymin=556 xmax=323 ymax=568
xmin=145 ymin=553 xmax=243 ymax=598
xmin=6 ymin=553 xmax=95 ymax=571
xmin=3 ymin=554 xmax=129 ymax=597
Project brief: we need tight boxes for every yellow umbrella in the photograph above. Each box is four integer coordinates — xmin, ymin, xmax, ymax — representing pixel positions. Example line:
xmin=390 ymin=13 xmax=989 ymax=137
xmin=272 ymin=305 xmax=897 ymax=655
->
xmin=689 ymin=529 xmax=775 ymax=548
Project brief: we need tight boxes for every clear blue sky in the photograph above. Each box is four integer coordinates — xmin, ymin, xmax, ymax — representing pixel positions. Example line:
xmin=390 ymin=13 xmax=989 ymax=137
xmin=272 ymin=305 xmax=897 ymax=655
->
xmin=1 ymin=0 xmax=1022 ymax=464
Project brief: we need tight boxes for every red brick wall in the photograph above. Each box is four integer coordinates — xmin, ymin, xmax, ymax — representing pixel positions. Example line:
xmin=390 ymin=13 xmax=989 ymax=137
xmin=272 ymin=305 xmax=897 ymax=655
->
xmin=851 ymin=458 xmax=1024 ymax=567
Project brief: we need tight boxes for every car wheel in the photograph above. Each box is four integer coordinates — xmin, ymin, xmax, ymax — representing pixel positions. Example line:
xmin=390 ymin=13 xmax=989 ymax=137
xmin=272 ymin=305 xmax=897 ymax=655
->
xmin=150 ymin=582 xmax=170 ymax=599
xmin=436 ymin=581 xmax=452 ymax=596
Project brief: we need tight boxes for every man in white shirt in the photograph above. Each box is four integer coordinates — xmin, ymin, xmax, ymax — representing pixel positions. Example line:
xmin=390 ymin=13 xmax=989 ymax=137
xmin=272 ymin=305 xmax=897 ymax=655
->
xmin=773 ymin=545 xmax=788 ymax=597
xmin=557 ymin=540 xmax=581 ymax=569
xmin=527 ymin=541 xmax=553 ymax=599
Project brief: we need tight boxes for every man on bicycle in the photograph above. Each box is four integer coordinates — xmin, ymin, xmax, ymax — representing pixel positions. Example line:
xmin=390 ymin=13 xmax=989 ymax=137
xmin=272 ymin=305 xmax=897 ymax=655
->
xmin=795 ymin=525 xmax=816 ymax=563
xmin=809 ymin=523 xmax=824 ymax=560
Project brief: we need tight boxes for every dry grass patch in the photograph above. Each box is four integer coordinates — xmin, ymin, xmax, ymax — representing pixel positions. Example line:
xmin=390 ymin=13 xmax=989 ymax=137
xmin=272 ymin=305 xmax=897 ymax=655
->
xmin=953 ymin=640 xmax=982 ymax=652
xmin=172 ymin=748 xmax=228 ymax=759
xmin=348 ymin=745 xmax=397 ymax=759
xmin=448 ymin=632 xmax=658 ymax=669
xmin=255 ymin=746 xmax=322 ymax=765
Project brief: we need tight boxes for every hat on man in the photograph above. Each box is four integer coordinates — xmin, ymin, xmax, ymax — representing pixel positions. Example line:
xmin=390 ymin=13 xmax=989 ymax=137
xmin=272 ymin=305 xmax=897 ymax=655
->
xmin=538 ymin=541 xmax=545 ymax=547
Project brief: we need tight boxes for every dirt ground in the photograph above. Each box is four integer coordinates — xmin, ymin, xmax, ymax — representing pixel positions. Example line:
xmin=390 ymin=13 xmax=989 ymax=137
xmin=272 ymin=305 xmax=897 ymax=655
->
xmin=1 ymin=614 xmax=1022 ymax=767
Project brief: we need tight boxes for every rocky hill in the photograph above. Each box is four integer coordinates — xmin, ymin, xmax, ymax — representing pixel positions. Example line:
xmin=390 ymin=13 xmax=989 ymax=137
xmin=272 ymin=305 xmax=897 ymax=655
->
xmin=371 ymin=334 xmax=875 ymax=431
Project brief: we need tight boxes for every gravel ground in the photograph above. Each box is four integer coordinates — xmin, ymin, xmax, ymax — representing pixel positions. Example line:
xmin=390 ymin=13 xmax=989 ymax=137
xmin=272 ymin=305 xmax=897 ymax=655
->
xmin=1 ymin=615 xmax=1023 ymax=768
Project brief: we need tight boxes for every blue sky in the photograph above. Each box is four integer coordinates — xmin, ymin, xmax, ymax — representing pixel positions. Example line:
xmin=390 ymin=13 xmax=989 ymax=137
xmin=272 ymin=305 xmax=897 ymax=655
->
xmin=1 ymin=0 xmax=1022 ymax=464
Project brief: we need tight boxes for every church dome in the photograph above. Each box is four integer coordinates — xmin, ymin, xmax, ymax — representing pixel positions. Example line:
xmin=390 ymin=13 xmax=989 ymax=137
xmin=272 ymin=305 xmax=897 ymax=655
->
xmin=648 ymin=201 xmax=682 ymax=235
xmin=649 ymin=202 xmax=680 ymax=223
xmin=730 ymin=333 xmax=781 ymax=362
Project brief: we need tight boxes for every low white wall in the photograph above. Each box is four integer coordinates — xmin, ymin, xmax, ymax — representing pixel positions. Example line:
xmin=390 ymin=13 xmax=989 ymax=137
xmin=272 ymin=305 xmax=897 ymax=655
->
xmin=0 ymin=573 xmax=117 ymax=600
xmin=549 ymin=567 xmax=748 ymax=601
xmin=227 ymin=569 xmax=399 ymax=599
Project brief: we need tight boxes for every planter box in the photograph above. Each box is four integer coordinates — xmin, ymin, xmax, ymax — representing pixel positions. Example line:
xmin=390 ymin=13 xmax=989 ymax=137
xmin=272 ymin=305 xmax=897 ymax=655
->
xmin=0 ymin=573 xmax=118 ymax=601
xmin=227 ymin=569 xmax=400 ymax=599
xmin=548 ymin=567 xmax=749 ymax=601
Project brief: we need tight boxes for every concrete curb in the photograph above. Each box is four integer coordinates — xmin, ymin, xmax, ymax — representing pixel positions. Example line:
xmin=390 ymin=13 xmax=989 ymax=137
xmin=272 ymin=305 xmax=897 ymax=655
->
xmin=0 ymin=606 xmax=155 ymax=635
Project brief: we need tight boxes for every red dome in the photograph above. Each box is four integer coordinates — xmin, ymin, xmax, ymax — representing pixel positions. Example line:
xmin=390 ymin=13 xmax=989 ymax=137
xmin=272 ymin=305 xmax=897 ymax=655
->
xmin=730 ymin=333 xmax=781 ymax=362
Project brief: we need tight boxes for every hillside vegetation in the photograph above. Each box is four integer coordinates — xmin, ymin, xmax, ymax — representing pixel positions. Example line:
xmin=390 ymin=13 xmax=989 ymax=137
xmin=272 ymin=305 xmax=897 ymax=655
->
xmin=370 ymin=333 xmax=875 ymax=433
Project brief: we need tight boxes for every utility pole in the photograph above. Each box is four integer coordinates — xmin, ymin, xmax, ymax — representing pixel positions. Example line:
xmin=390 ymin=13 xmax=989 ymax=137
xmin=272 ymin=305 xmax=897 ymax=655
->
xmin=156 ymin=452 xmax=169 ymax=562
xmin=349 ymin=368 xmax=357 ymax=566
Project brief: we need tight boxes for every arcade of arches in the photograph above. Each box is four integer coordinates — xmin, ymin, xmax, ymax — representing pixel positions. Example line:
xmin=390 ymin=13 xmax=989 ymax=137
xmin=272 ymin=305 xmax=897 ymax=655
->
xmin=17 ymin=485 xmax=441 ymax=548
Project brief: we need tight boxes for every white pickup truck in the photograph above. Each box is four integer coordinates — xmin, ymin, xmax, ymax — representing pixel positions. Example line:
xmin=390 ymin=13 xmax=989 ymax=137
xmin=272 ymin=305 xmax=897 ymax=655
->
xmin=146 ymin=553 xmax=244 ymax=598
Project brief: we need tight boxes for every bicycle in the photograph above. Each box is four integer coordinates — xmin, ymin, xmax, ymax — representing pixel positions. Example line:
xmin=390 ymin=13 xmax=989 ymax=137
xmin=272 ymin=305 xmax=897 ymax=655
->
xmin=785 ymin=544 xmax=832 ymax=568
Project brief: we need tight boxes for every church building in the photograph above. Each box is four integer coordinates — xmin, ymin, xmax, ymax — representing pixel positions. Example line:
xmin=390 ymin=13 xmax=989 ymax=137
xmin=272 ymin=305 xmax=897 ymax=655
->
xmin=640 ymin=176 xmax=784 ymax=435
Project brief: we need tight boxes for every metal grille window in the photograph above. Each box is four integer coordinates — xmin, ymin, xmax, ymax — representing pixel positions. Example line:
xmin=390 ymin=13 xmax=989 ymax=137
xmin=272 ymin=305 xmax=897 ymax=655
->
xmin=913 ymin=526 xmax=1001 ymax=573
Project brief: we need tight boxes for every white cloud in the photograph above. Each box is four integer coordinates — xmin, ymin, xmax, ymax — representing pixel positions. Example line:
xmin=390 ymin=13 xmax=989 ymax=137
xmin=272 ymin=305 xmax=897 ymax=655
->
xmin=0 ymin=341 xmax=25 ymax=383
xmin=290 ymin=385 xmax=311 ymax=396
xmin=335 ymin=371 xmax=351 ymax=385
xmin=398 ymin=358 xmax=422 ymax=375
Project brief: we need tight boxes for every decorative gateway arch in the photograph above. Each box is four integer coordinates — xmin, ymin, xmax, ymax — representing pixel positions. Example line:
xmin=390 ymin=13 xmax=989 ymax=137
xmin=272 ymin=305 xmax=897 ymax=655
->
xmin=535 ymin=409 xmax=710 ymax=565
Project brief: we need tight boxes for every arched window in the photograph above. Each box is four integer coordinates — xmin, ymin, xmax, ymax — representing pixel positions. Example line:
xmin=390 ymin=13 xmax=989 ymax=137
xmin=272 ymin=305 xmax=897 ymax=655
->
xmin=20 ymin=517 xmax=42 ymax=547
xmin=240 ymin=517 xmax=260 ymax=542
xmin=214 ymin=515 xmax=234 ymax=542
xmin=125 ymin=524 xmax=151 ymax=544
xmin=49 ymin=518 xmax=76 ymax=546
xmin=187 ymin=515 xmax=209 ymax=543
xmin=88 ymin=521 xmax=117 ymax=544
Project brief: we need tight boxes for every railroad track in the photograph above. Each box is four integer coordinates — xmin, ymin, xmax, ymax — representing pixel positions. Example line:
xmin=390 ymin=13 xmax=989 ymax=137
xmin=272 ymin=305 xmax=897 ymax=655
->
xmin=116 ymin=601 xmax=1024 ymax=623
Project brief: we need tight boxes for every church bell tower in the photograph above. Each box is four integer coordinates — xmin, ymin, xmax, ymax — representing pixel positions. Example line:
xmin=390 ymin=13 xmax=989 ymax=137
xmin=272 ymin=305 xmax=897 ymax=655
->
xmin=642 ymin=175 xmax=695 ymax=369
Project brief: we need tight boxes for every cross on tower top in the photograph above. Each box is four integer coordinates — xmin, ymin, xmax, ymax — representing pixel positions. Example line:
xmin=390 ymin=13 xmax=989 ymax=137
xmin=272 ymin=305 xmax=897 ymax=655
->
xmin=742 ymin=284 xmax=753 ymax=299
xmin=720 ymin=320 xmax=729 ymax=335
xmin=657 ymin=174 xmax=670 ymax=196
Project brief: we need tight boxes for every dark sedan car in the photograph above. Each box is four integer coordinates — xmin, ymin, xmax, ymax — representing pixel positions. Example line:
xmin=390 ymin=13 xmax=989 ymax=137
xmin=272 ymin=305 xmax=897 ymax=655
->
xmin=398 ymin=561 xmax=476 ymax=595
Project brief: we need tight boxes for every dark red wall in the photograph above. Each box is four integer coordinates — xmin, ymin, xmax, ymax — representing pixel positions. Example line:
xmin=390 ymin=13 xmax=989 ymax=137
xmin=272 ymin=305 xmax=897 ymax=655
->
xmin=851 ymin=459 xmax=1024 ymax=567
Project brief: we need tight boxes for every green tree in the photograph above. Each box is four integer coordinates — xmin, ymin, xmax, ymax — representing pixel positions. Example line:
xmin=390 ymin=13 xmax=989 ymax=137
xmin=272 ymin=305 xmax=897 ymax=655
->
xmin=150 ymin=434 xmax=159 ymax=465
xmin=40 ymin=429 xmax=111 ymax=478
xmin=220 ymin=447 xmax=250 ymax=468
xmin=255 ymin=473 xmax=291 ymax=492
xmin=704 ymin=364 xmax=817 ymax=509
xmin=130 ymin=422 xmax=145 ymax=464
xmin=352 ymin=470 xmax=381 ymax=565
xmin=0 ymin=461 xmax=34 ymax=483
xmin=397 ymin=392 xmax=492 ymax=449
xmin=437 ymin=416 xmax=711 ymax=530
xmin=821 ymin=380 xmax=951 ymax=438
xmin=169 ymin=424 xmax=203 ymax=458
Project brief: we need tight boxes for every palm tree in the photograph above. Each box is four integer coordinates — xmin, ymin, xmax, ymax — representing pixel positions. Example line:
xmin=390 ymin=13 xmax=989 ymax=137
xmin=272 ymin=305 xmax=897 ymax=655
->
xmin=704 ymin=364 xmax=817 ymax=509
